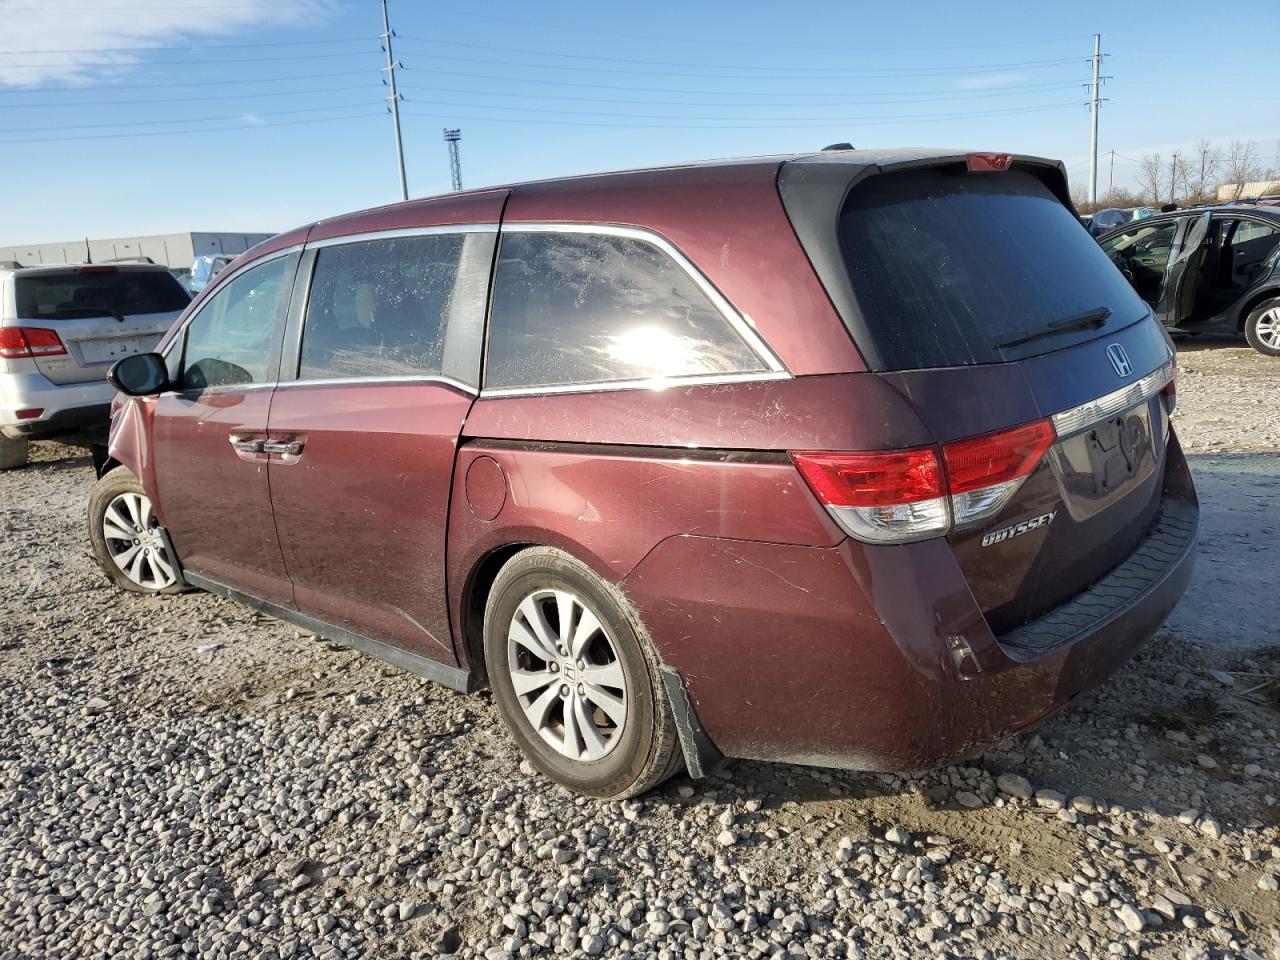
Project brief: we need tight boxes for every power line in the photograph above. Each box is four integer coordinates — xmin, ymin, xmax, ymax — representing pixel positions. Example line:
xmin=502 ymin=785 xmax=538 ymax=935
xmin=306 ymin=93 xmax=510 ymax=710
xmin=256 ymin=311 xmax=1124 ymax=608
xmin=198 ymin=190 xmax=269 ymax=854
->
xmin=418 ymin=9 xmax=1090 ymax=53
xmin=0 ymin=37 xmax=375 ymax=54
xmin=389 ymin=49 xmax=1085 ymax=80
xmin=394 ymin=95 xmax=1087 ymax=124
xmin=0 ymin=110 xmax=381 ymax=145
xmin=2 ymin=50 xmax=379 ymax=68
xmin=0 ymin=99 xmax=383 ymax=134
xmin=397 ymin=80 xmax=1086 ymax=110
xmin=0 ymin=82 xmax=380 ymax=110
xmin=0 ymin=69 xmax=376 ymax=94
xmin=396 ymin=36 xmax=1085 ymax=75
xmin=397 ymin=66 xmax=1082 ymax=97
xmin=401 ymin=101 xmax=1082 ymax=131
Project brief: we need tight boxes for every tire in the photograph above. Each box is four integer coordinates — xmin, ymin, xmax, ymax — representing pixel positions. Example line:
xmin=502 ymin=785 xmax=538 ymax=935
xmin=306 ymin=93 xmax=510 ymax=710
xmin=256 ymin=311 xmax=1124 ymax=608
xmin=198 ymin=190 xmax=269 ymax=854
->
xmin=1244 ymin=297 xmax=1280 ymax=357
xmin=0 ymin=436 xmax=29 ymax=470
xmin=483 ymin=546 xmax=682 ymax=799
xmin=87 ymin=465 xmax=186 ymax=595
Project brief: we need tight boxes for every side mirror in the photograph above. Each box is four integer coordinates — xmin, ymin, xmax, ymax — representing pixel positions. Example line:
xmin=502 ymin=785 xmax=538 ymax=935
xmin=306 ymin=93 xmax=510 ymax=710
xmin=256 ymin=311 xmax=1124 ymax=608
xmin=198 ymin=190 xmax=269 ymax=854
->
xmin=108 ymin=352 xmax=169 ymax=397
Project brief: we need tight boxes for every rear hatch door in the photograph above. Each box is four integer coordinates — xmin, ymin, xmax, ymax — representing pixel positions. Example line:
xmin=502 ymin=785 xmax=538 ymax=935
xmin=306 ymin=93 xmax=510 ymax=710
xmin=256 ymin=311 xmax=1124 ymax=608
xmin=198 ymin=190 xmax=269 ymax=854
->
xmin=14 ymin=266 xmax=189 ymax=384
xmin=779 ymin=154 xmax=1179 ymax=632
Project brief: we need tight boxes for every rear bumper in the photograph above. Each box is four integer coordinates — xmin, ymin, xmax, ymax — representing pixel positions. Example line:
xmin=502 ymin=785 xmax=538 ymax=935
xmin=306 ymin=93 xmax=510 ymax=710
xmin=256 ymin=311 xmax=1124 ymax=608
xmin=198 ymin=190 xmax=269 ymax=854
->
xmin=623 ymin=436 xmax=1198 ymax=771
xmin=0 ymin=370 xmax=114 ymax=440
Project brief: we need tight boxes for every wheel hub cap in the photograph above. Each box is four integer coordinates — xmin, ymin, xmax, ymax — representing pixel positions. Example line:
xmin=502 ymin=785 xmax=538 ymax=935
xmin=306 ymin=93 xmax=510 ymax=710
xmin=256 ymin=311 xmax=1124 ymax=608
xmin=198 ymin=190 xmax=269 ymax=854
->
xmin=1258 ymin=307 xmax=1280 ymax=348
xmin=102 ymin=491 xmax=178 ymax=591
xmin=506 ymin=588 xmax=627 ymax=763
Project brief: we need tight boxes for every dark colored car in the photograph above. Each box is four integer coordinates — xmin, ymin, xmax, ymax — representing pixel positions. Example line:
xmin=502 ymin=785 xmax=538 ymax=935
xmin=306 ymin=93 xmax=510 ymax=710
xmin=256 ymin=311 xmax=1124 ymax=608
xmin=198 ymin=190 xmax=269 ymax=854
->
xmin=1097 ymin=204 xmax=1280 ymax=355
xmin=89 ymin=149 xmax=1197 ymax=799
xmin=1088 ymin=206 xmax=1155 ymax=238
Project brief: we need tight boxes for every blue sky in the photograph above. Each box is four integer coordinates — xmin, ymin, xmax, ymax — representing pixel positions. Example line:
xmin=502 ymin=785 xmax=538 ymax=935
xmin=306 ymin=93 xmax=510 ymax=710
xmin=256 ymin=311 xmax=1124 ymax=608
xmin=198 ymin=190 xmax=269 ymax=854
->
xmin=1 ymin=0 xmax=1276 ymax=244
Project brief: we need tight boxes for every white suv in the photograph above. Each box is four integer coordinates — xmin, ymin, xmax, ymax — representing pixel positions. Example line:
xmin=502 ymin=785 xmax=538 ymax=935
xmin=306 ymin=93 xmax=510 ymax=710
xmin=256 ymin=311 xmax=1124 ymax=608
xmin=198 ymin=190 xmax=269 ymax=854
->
xmin=0 ymin=260 xmax=190 ymax=468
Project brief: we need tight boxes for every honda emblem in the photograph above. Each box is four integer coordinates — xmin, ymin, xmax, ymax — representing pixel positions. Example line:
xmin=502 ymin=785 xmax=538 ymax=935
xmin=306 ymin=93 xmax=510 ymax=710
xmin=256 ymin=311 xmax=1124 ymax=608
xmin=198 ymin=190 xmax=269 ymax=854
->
xmin=1106 ymin=343 xmax=1132 ymax=377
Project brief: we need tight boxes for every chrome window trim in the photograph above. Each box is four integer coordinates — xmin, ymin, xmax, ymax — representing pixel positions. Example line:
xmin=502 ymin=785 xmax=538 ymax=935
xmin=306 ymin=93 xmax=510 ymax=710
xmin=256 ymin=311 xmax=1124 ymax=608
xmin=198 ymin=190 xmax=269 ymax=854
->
xmin=160 ymin=380 xmax=277 ymax=398
xmin=305 ymin=223 xmax=498 ymax=251
xmin=1050 ymin=357 xmax=1175 ymax=437
xmin=494 ymin=222 xmax=789 ymax=379
xmin=480 ymin=369 xmax=790 ymax=399
xmin=274 ymin=373 xmax=477 ymax=394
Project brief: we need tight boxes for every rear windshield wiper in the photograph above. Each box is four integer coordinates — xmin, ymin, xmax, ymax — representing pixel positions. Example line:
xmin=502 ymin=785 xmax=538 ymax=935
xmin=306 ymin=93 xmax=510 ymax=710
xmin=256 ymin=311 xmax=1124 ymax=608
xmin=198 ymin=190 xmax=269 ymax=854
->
xmin=994 ymin=306 xmax=1112 ymax=351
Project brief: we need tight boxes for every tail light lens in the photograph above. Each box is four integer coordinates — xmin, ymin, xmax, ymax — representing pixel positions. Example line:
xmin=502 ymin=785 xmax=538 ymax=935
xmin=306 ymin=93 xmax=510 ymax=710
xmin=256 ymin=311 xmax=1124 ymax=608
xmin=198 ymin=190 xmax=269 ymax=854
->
xmin=792 ymin=418 xmax=1056 ymax=544
xmin=1160 ymin=374 xmax=1176 ymax=414
xmin=790 ymin=449 xmax=948 ymax=543
xmin=0 ymin=327 xmax=67 ymax=359
xmin=944 ymin=420 xmax=1055 ymax=526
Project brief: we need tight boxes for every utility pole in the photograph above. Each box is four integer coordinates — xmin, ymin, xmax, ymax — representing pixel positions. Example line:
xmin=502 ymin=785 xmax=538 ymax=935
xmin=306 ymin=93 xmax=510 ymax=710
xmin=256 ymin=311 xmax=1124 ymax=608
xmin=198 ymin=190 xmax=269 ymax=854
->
xmin=1087 ymin=33 xmax=1102 ymax=205
xmin=380 ymin=0 xmax=408 ymax=201
xmin=1108 ymin=149 xmax=1115 ymax=202
xmin=443 ymin=128 xmax=463 ymax=192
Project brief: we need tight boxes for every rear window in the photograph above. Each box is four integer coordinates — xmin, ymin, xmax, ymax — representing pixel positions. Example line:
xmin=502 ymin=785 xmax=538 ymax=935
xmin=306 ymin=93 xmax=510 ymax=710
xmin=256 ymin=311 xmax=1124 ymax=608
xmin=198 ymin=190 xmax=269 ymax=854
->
xmin=15 ymin=269 xmax=190 ymax=321
xmin=838 ymin=168 xmax=1149 ymax=369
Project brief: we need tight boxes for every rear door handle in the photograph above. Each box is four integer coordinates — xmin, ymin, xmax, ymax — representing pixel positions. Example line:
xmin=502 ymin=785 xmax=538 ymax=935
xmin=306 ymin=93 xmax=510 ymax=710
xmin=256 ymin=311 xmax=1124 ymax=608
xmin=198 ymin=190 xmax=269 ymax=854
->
xmin=261 ymin=440 xmax=305 ymax=456
xmin=229 ymin=438 xmax=265 ymax=453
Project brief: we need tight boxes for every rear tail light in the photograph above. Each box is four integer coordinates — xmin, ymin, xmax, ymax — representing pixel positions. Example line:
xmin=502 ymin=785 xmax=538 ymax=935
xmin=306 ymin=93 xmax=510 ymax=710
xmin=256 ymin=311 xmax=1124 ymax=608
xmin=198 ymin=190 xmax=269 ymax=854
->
xmin=0 ymin=327 xmax=68 ymax=359
xmin=943 ymin=420 xmax=1055 ymax=526
xmin=1160 ymin=373 xmax=1176 ymax=414
xmin=789 ymin=448 xmax=949 ymax=543
xmin=792 ymin=418 xmax=1056 ymax=544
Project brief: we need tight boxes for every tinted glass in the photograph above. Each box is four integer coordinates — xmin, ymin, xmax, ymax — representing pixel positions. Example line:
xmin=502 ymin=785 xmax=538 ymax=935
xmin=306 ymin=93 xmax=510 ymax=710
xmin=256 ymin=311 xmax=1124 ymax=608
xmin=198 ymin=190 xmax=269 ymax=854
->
xmin=1230 ymin=218 xmax=1280 ymax=246
xmin=15 ymin=269 xmax=190 ymax=320
xmin=181 ymin=256 xmax=291 ymax=390
xmin=299 ymin=234 xmax=464 ymax=380
xmin=839 ymin=169 xmax=1151 ymax=369
xmin=485 ymin=232 xmax=766 ymax=389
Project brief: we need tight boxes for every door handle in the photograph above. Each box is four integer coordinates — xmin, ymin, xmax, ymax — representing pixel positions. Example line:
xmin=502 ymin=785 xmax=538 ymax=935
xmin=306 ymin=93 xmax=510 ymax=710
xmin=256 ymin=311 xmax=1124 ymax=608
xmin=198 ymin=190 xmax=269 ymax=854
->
xmin=261 ymin=440 xmax=305 ymax=456
xmin=229 ymin=438 xmax=265 ymax=453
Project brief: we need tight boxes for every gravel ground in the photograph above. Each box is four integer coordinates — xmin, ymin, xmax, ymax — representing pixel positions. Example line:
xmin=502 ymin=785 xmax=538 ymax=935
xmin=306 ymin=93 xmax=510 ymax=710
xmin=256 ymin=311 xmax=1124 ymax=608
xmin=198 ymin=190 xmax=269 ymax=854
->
xmin=1 ymin=339 xmax=1278 ymax=960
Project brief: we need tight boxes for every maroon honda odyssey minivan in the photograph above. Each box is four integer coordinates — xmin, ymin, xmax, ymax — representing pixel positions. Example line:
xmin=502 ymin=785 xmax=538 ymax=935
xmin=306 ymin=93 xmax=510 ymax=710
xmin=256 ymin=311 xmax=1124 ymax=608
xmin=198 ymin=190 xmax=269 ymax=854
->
xmin=91 ymin=148 xmax=1197 ymax=799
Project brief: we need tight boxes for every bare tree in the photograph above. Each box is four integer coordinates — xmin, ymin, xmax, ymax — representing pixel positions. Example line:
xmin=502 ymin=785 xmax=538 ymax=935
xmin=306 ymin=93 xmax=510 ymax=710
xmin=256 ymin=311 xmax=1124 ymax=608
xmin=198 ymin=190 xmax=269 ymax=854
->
xmin=1188 ymin=139 xmax=1222 ymax=201
xmin=1137 ymin=153 xmax=1164 ymax=205
xmin=1167 ymin=151 xmax=1190 ymax=203
xmin=1221 ymin=140 xmax=1264 ymax=199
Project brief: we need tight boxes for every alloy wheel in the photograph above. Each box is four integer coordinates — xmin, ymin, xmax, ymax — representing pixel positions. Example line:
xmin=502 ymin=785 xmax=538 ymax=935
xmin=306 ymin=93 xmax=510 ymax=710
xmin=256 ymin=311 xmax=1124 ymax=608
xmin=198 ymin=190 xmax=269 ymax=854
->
xmin=506 ymin=588 xmax=628 ymax=762
xmin=1256 ymin=306 xmax=1280 ymax=350
xmin=101 ymin=491 xmax=178 ymax=591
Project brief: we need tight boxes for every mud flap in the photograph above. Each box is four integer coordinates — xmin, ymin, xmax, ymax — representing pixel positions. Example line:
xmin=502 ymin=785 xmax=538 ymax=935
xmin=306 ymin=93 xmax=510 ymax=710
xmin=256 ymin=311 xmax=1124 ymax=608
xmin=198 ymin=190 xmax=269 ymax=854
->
xmin=659 ymin=664 xmax=725 ymax=779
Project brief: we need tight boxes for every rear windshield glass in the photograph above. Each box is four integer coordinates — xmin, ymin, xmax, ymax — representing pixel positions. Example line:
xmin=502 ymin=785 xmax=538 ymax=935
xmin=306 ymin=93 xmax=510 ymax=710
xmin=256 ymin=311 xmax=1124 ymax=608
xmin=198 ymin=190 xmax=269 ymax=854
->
xmin=15 ymin=270 xmax=190 ymax=320
xmin=838 ymin=168 xmax=1149 ymax=369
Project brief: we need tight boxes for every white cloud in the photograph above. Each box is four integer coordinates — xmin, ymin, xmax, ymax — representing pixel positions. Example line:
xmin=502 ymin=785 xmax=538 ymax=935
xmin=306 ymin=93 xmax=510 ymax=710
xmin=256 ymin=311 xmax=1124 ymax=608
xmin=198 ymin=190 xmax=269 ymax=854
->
xmin=0 ymin=0 xmax=337 ymax=88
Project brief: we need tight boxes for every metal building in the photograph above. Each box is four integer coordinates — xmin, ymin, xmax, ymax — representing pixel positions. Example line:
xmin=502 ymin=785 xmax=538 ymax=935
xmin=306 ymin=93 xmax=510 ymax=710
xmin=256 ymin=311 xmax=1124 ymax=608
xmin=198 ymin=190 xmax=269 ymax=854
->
xmin=0 ymin=231 xmax=276 ymax=269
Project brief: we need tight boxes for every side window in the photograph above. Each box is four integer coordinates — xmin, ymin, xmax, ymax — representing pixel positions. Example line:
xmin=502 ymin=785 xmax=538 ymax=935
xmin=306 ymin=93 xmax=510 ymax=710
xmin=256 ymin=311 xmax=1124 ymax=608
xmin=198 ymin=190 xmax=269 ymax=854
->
xmin=299 ymin=234 xmax=464 ymax=380
xmin=1228 ymin=219 xmax=1280 ymax=248
xmin=180 ymin=255 xmax=293 ymax=390
xmin=485 ymin=231 xmax=768 ymax=390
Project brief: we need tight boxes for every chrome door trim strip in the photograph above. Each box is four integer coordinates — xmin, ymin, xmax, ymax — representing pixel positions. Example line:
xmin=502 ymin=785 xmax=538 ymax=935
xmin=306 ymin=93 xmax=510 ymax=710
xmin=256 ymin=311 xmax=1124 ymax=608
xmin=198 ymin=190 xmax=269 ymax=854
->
xmin=1050 ymin=357 xmax=1175 ymax=437
xmin=305 ymin=223 xmax=499 ymax=251
xmin=479 ymin=369 xmax=790 ymax=399
xmin=497 ymin=222 xmax=789 ymax=377
xmin=274 ymin=373 xmax=478 ymax=394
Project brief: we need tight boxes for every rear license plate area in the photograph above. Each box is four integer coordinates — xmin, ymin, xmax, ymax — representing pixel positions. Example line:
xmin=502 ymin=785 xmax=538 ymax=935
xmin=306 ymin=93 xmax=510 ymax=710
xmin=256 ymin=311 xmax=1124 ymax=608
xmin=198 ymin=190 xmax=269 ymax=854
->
xmin=78 ymin=337 xmax=150 ymax=365
xmin=1049 ymin=400 xmax=1159 ymax=520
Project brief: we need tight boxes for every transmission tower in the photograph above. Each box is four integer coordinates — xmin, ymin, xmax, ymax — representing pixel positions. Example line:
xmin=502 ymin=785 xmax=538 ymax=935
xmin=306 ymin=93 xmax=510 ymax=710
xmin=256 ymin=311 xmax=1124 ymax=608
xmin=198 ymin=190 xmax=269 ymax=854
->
xmin=443 ymin=129 xmax=463 ymax=192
